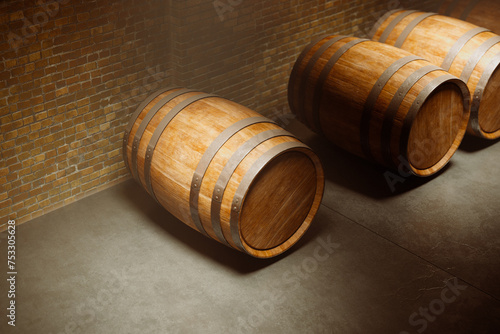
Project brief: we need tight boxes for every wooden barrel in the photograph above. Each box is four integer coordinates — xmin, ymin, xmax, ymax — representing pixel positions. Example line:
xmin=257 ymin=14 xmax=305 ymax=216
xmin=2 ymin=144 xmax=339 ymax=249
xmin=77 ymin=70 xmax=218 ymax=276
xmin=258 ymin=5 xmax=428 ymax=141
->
xmin=123 ymin=88 xmax=324 ymax=258
xmin=288 ymin=36 xmax=470 ymax=176
xmin=370 ymin=10 xmax=500 ymax=139
xmin=437 ymin=0 xmax=500 ymax=34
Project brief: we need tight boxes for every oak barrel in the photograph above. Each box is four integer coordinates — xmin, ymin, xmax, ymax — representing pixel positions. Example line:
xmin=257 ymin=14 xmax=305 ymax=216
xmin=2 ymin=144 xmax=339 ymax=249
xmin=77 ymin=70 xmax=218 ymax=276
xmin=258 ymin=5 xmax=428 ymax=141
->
xmin=370 ymin=10 xmax=500 ymax=139
xmin=437 ymin=0 xmax=500 ymax=34
xmin=288 ymin=36 xmax=470 ymax=176
xmin=123 ymin=88 xmax=324 ymax=258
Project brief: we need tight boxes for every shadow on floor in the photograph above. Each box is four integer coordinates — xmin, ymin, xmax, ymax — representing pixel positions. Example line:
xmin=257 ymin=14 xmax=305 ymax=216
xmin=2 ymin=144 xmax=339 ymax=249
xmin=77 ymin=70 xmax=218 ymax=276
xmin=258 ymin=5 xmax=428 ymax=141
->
xmin=297 ymin=131 xmax=451 ymax=200
xmin=120 ymin=179 xmax=329 ymax=274
xmin=459 ymin=135 xmax=500 ymax=153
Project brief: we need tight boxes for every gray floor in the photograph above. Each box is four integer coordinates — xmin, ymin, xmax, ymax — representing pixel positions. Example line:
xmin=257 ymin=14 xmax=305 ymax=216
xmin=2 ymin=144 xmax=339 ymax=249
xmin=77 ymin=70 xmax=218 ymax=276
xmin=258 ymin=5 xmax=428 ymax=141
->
xmin=1 ymin=120 xmax=500 ymax=334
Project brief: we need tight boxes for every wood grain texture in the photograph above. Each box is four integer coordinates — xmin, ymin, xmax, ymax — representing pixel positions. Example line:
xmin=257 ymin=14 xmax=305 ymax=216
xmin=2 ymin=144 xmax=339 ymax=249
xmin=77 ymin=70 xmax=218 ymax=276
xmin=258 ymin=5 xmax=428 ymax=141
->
xmin=123 ymin=88 xmax=325 ymax=258
xmin=288 ymin=36 xmax=470 ymax=177
xmin=438 ymin=0 xmax=500 ymax=34
xmin=371 ymin=10 xmax=500 ymax=139
xmin=479 ymin=66 xmax=500 ymax=133
xmin=240 ymin=151 xmax=317 ymax=250
xmin=408 ymin=83 xmax=464 ymax=170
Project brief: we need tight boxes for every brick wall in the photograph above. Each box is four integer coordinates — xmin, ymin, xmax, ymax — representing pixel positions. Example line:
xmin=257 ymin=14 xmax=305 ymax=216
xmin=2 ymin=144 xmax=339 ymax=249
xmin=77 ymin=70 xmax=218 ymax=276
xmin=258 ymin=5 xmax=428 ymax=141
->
xmin=0 ymin=0 xmax=171 ymax=225
xmin=1 ymin=0 xmax=437 ymax=226
xmin=169 ymin=0 xmax=437 ymax=118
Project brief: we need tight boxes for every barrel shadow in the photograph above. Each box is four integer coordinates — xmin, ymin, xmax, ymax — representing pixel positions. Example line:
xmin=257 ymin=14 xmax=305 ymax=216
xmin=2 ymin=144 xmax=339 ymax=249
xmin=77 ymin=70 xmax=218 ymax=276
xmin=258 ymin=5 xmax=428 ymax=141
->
xmin=120 ymin=179 xmax=327 ymax=273
xmin=458 ymin=135 xmax=500 ymax=153
xmin=285 ymin=121 xmax=451 ymax=199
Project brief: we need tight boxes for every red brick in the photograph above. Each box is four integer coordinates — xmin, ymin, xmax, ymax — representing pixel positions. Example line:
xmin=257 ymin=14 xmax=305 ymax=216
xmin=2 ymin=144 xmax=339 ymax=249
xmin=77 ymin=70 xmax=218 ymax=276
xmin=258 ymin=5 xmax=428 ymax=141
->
xmin=55 ymin=87 xmax=68 ymax=97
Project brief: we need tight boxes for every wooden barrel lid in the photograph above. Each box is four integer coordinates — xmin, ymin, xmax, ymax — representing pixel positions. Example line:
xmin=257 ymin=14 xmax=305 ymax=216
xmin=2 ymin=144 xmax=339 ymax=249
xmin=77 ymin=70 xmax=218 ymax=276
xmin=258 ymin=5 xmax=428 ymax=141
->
xmin=239 ymin=151 xmax=317 ymax=251
xmin=407 ymin=82 xmax=465 ymax=170
xmin=479 ymin=66 xmax=500 ymax=135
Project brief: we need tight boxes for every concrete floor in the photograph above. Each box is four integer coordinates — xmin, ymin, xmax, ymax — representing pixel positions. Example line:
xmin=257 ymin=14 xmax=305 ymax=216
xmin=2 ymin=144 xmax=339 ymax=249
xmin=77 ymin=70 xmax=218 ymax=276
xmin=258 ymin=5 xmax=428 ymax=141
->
xmin=1 ymin=120 xmax=500 ymax=334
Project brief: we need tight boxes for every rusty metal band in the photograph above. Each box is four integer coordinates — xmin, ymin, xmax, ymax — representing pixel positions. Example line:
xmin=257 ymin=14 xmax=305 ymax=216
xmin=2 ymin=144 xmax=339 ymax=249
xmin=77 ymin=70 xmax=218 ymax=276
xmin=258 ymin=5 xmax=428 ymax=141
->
xmin=312 ymin=38 xmax=369 ymax=135
xmin=460 ymin=0 xmax=482 ymax=19
xmin=288 ymin=34 xmax=331 ymax=119
xmin=470 ymin=52 xmax=500 ymax=136
xmin=131 ymin=88 xmax=196 ymax=181
xmin=445 ymin=0 xmax=461 ymax=15
xmin=460 ymin=36 xmax=500 ymax=84
xmin=360 ymin=55 xmax=423 ymax=160
xmin=442 ymin=27 xmax=490 ymax=71
xmin=123 ymin=86 xmax=180 ymax=171
xmin=144 ymin=93 xmax=217 ymax=201
xmin=395 ymin=13 xmax=438 ymax=48
xmin=210 ymin=129 xmax=290 ymax=245
xmin=298 ymin=35 xmax=349 ymax=124
xmin=381 ymin=65 xmax=443 ymax=166
xmin=378 ymin=10 xmax=417 ymax=43
xmin=399 ymin=75 xmax=470 ymax=160
xmin=229 ymin=141 xmax=310 ymax=252
xmin=189 ymin=116 xmax=275 ymax=237
xmin=368 ymin=9 xmax=402 ymax=39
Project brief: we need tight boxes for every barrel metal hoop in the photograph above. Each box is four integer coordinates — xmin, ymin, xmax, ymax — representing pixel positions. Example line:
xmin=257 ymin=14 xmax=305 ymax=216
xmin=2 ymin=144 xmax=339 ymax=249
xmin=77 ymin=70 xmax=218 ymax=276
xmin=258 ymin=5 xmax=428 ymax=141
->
xmin=360 ymin=55 xmax=423 ymax=160
xmin=368 ymin=9 xmax=402 ymax=40
xmin=395 ymin=13 xmax=438 ymax=48
xmin=442 ymin=27 xmax=490 ymax=71
xmin=189 ymin=116 xmax=276 ymax=237
xmin=144 ymin=93 xmax=217 ymax=202
xmin=378 ymin=10 xmax=418 ymax=43
xmin=445 ymin=0 xmax=462 ymax=16
xmin=288 ymin=34 xmax=331 ymax=118
xmin=312 ymin=38 xmax=370 ymax=135
xmin=123 ymin=86 xmax=181 ymax=171
xmin=229 ymin=141 xmax=309 ymax=252
xmin=210 ymin=129 xmax=291 ymax=245
xmin=470 ymin=52 xmax=500 ymax=136
xmin=460 ymin=36 xmax=500 ymax=84
xmin=381 ymin=65 xmax=443 ymax=166
xmin=399 ymin=75 xmax=470 ymax=162
xmin=460 ymin=0 xmax=482 ymax=20
xmin=131 ymin=88 xmax=196 ymax=181
xmin=298 ymin=36 xmax=350 ymax=126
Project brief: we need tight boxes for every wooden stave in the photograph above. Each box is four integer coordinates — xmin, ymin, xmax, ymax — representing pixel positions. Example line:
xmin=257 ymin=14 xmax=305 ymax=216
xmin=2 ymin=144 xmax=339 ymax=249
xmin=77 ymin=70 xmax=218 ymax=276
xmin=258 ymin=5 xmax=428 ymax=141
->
xmin=371 ymin=10 xmax=500 ymax=139
xmin=123 ymin=88 xmax=325 ymax=258
xmin=437 ymin=0 xmax=500 ymax=34
xmin=288 ymin=36 xmax=470 ymax=176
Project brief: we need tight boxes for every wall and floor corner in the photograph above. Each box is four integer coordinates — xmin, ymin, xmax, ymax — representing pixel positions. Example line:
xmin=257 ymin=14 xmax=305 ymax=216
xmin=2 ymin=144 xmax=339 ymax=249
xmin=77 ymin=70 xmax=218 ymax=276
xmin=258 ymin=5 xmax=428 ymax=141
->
xmin=1 ymin=0 xmax=172 ymax=226
xmin=1 ymin=1 xmax=500 ymax=334
xmin=0 ymin=0 xmax=438 ymax=226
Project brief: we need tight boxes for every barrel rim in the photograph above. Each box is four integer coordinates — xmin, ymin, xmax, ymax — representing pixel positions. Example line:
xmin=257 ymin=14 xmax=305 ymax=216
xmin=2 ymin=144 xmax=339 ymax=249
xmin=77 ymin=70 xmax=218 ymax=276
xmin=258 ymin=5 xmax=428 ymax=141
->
xmin=381 ymin=64 xmax=444 ymax=167
xmin=361 ymin=54 xmax=424 ymax=162
xmin=210 ymin=129 xmax=293 ymax=246
xmin=404 ymin=76 xmax=471 ymax=177
xmin=189 ymin=116 xmax=278 ymax=238
xmin=230 ymin=145 xmax=325 ymax=259
xmin=470 ymin=52 xmax=500 ymax=138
